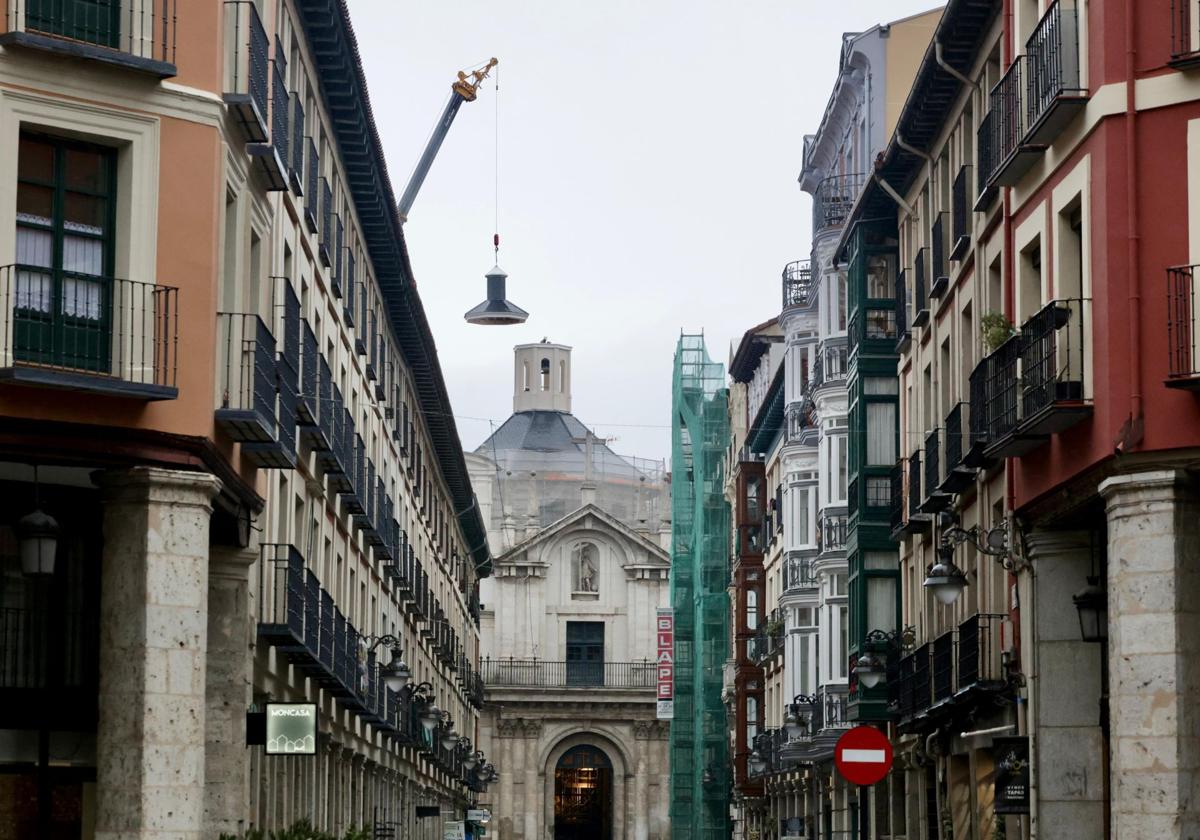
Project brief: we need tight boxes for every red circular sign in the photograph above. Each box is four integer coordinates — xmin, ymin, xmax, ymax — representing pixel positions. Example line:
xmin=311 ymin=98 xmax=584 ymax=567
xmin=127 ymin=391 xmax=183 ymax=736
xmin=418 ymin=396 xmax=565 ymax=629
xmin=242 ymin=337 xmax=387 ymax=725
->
xmin=834 ymin=725 xmax=894 ymax=786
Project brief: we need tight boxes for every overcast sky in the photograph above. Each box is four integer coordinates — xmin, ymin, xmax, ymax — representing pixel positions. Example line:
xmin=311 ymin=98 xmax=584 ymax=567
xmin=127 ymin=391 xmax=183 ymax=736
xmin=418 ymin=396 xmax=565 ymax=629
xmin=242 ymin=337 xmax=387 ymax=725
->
xmin=351 ymin=1 xmax=941 ymax=463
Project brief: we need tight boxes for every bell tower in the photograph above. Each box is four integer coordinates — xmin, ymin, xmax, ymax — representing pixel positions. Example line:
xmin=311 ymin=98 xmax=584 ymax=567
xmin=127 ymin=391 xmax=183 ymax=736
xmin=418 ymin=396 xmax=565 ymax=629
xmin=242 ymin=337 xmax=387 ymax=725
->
xmin=513 ymin=340 xmax=572 ymax=413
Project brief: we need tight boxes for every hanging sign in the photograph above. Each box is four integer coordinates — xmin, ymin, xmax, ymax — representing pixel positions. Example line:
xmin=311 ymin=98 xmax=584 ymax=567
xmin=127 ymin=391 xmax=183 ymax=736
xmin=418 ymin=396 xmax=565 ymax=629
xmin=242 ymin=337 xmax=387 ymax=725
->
xmin=265 ymin=703 xmax=317 ymax=755
xmin=656 ymin=609 xmax=674 ymax=720
xmin=443 ymin=821 xmax=466 ymax=840
xmin=994 ymin=736 xmax=1031 ymax=815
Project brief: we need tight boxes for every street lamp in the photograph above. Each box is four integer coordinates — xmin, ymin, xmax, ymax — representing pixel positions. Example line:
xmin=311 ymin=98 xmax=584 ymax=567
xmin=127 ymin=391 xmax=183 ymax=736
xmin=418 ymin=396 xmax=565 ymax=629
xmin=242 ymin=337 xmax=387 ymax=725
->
xmin=18 ymin=466 xmax=57 ymax=577
xmin=784 ymin=695 xmax=815 ymax=740
xmin=923 ymin=511 xmax=1011 ymax=605
xmin=1073 ymin=576 xmax=1107 ymax=643
xmin=419 ymin=703 xmax=443 ymax=735
xmin=748 ymin=750 xmax=767 ymax=775
xmin=852 ymin=652 xmax=886 ymax=689
xmin=851 ymin=628 xmax=912 ymax=691
xmin=363 ymin=635 xmax=412 ymax=692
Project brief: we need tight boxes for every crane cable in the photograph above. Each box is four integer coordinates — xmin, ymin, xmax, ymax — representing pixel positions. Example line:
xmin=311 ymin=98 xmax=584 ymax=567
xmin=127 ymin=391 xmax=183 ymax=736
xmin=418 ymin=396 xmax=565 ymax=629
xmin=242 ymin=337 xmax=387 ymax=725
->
xmin=493 ymin=63 xmax=500 ymax=263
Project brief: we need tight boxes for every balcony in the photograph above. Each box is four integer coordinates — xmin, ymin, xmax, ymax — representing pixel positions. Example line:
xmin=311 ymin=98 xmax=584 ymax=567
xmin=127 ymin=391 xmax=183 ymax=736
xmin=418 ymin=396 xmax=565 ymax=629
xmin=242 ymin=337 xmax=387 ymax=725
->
xmin=931 ymin=629 xmax=955 ymax=705
xmin=919 ymin=429 xmax=951 ymax=514
xmin=1171 ymin=0 xmax=1200 ymax=68
xmin=896 ymin=614 xmax=1009 ymax=730
xmin=223 ymin=1 xmax=269 ymax=142
xmin=975 ymin=112 xmax=999 ymax=210
xmin=479 ymin=658 xmax=656 ymax=690
xmin=1025 ymin=0 xmax=1087 ymax=145
xmin=319 ymin=179 xmax=333 ymax=268
xmin=256 ymin=542 xmax=433 ymax=743
xmin=288 ymin=93 xmax=305 ymax=195
xmin=812 ymin=173 xmax=864 ymax=233
xmin=785 ymin=552 xmax=818 ymax=593
xmin=895 ymin=268 xmax=911 ymax=353
xmin=304 ymin=139 xmax=319 ymax=234
xmin=971 ymin=299 xmax=1093 ymax=457
xmin=911 ymin=248 xmax=929 ymax=329
xmin=0 ymin=265 xmax=178 ymax=400
xmin=1018 ymin=298 xmax=1091 ymax=434
xmin=987 ymin=56 xmax=1044 ymax=187
xmin=906 ymin=452 xmax=932 ymax=535
xmin=1 ymin=0 xmax=176 ymax=77
xmin=820 ymin=512 xmax=848 ymax=553
xmin=956 ymin=613 xmax=1007 ymax=691
xmin=216 ymin=312 xmax=295 ymax=468
xmin=951 ymin=166 xmax=973 ymax=260
xmin=929 ymin=214 xmax=949 ymax=299
xmin=939 ymin=402 xmax=978 ymax=494
xmin=244 ymin=42 xmax=289 ymax=191
xmin=1166 ymin=264 xmax=1200 ymax=389
xmin=782 ymin=260 xmax=814 ymax=309
xmin=888 ymin=461 xmax=904 ymax=536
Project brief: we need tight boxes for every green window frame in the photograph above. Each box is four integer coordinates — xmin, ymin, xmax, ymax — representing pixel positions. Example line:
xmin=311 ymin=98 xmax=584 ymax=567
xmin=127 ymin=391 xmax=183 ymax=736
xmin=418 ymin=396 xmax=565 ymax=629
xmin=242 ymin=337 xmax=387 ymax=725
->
xmin=15 ymin=132 xmax=117 ymax=373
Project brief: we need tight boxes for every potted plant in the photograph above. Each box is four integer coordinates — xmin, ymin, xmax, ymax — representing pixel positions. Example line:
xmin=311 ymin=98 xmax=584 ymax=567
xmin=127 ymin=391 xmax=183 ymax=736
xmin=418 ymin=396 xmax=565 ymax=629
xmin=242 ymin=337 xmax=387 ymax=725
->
xmin=981 ymin=311 xmax=1016 ymax=353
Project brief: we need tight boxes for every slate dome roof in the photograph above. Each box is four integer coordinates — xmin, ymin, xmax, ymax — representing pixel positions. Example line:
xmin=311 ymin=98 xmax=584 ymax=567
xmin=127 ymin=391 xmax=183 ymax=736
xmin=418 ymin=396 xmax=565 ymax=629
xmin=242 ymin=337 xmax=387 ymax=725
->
xmin=473 ymin=411 xmax=646 ymax=482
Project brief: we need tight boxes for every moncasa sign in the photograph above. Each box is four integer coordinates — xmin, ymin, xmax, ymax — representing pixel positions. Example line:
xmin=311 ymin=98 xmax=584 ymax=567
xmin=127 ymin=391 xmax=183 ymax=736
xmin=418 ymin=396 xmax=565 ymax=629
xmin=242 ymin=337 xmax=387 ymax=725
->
xmin=265 ymin=703 xmax=317 ymax=755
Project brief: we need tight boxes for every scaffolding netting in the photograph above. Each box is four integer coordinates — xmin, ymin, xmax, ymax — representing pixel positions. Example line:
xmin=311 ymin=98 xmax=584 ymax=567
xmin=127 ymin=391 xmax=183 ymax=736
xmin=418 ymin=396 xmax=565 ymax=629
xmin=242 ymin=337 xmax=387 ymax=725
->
xmin=669 ymin=334 xmax=731 ymax=840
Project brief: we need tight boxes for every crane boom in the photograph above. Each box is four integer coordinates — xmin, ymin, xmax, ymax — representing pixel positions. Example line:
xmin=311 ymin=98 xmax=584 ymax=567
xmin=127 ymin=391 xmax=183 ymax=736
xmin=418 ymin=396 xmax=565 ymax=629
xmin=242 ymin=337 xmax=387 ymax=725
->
xmin=397 ymin=58 xmax=498 ymax=223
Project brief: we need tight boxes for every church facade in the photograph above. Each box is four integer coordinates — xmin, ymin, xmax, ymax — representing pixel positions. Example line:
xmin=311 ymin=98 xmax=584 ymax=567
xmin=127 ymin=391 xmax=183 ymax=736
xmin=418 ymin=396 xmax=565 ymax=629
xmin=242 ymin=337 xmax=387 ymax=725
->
xmin=467 ymin=342 xmax=672 ymax=840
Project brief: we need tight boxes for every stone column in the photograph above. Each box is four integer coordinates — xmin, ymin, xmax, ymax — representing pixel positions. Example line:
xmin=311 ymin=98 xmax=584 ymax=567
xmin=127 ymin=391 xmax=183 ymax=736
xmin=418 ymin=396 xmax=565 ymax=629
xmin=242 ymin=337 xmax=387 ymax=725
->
xmin=204 ymin=544 xmax=256 ymax=835
xmin=94 ymin=467 xmax=222 ymax=840
xmin=1100 ymin=470 xmax=1200 ymax=840
xmin=1023 ymin=531 xmax=1105 ymax=839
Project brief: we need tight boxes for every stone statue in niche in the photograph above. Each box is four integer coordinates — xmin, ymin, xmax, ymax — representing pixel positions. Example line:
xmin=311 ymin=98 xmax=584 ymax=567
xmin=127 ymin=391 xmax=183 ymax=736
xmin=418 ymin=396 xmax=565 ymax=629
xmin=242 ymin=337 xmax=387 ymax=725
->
xmin=573 ymin=542 xmax=598 ymax=592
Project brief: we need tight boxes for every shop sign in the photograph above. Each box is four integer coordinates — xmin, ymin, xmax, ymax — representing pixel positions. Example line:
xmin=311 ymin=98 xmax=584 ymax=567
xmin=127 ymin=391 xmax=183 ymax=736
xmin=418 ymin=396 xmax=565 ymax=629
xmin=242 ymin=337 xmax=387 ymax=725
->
xmin=994 ymin=736 xmax=1030 ymax=815
xmin=265 ymin=703 xmax=317 ymax=755
xmin=443 ymin=820 xmax=466 ymax=840
xmin=656 ymin=608 xmax=674 ymax=720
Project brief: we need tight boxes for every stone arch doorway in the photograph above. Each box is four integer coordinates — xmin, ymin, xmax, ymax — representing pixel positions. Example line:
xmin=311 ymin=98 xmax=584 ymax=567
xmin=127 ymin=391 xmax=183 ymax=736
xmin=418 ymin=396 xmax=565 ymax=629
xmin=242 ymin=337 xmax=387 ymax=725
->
xmin=553 ymin=744 xmax=613 ymax=840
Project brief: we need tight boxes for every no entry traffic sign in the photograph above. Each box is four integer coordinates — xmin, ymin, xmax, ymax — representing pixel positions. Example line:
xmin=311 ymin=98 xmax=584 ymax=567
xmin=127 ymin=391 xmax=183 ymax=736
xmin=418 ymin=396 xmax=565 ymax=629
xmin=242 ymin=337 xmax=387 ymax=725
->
xmin=834 ymin=725 xmax=893 ymax=786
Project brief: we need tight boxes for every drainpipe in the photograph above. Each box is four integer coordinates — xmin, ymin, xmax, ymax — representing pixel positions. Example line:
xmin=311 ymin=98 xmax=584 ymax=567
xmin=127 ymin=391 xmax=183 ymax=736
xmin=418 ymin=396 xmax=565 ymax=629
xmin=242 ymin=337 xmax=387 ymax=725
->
xmin=873 ymin=173 xmax=916 ymax=218
xmin=934 ymin=41 xmax=980 ymax=93
xmin=1125 ymin=0 xmax=1143 ymax=438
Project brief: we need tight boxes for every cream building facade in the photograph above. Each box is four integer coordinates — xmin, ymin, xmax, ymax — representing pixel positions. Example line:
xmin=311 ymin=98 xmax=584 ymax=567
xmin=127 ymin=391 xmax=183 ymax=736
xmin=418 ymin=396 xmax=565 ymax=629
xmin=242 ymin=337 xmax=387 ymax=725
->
xmin=467 ymin=343 xmax=672 ymax=840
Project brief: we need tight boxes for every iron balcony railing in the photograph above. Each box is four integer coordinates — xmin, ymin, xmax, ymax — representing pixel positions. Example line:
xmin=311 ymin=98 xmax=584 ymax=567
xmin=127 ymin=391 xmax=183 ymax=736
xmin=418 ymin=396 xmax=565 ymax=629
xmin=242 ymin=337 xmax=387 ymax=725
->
xmin=863 ymin=307 xmax=897 ymax=341
xmin=895 ymin=267 xmax=911 ymax=349
xmin=479 ymin=658 xmax=656 ymax=689
xmin=812 ymin=173 xmax=864 ymax=232
xmin=952 ymin=165 xmax=972 ymax=258
xmin=821 ymin=512 xmax=848 ymax=552
xmin=223 ymin=1 xmax=269 ymax=142
xmin=958 ymin=612 xmax=1007 ymax=688
xmin=924 ymin=429 xmax=941 ymax=501
xmin=782 ymin=260 xmax=814 ymax=308
xmin=1020 ymin=298 xmax=1089 ymax=421
xmin=991 ymin=56 xmax=1028 ymax=181
xmin=289 ymin=93 xmax=305 ymax=194
xmin=304 ymin=138 xmax=319 ymax=232
xmin=1 ymin=604 xmax=94 ymax=691
xmin=1026 ymin=0 xmax=1084 ymax=134
xmin=319 ymin=179 xmax=333 ymax=267
xmin=930 ymin=213 xmax=949 ymax=296
xmin=893 ymin=649 xmax=916 ymax=718
xmin=785 ymin=552 xmax=818 ymax=591
xmin=911 ymin=643 xmax=932 ymax=717
xmin=0 ymin=264 xmax=178 ymax=397
xmin=977 ymin=112 xmax=995 ymax=197
xmin=889 ymin=461 xmax=904 ymax=533
xmin=1167 ymin=265 xmax=1200 ymax=381
xmin=269 ymin=43 xmax=288 ymax=154
xmin=1172 ymin=0 xmax=1200 ymax=58
xmin=908 ymin=452 xmax=922 ymax=517
xmin=932 ymin=629 xmax=955 ymax=704
xmin=216 ymin=312 xmax=277 ymax=442
xmin=976 ymin=334 xmax=1021 ymax=442
xmin=912 ymin=247 xmax=929 ymax=328
xmin=4 ymin=0 xmax=177 ymax=72
xmin=945 ymin=402 xmax=967 ymax=471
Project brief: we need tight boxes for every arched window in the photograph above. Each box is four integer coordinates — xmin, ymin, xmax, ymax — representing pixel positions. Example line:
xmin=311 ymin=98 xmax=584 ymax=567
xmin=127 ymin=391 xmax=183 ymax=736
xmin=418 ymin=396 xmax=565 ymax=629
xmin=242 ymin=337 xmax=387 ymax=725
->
xmin=541 ymin=358 xmax=550 ymax=391
xmin=746 ymin=589 xmax=758 ymax=631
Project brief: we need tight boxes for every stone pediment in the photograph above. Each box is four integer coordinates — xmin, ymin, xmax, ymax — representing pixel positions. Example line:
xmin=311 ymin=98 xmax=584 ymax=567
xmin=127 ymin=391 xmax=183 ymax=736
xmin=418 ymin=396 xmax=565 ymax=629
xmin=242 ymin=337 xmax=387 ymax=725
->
xmin=494 ymin=503 xmax=669 ymax=573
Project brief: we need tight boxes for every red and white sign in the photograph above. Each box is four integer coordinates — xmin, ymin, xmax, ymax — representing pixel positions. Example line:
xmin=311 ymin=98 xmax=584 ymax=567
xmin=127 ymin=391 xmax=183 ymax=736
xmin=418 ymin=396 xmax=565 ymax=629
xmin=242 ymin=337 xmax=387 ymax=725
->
xmin=834 ymin=725 xmax=893 ymax=786
xmin=656 ymin=609 xmax=674 ymax=720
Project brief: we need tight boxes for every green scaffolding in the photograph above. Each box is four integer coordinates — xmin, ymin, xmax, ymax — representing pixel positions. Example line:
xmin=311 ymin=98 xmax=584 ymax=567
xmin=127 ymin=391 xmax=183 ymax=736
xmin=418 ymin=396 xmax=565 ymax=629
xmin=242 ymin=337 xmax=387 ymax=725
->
xmin=669 ymin=334 xmax=731 ymax=840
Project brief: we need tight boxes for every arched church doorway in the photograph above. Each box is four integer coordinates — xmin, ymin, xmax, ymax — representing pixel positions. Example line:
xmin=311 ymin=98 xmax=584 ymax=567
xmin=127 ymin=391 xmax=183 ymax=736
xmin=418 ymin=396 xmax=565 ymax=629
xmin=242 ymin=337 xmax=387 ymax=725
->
xmin=553 ymin=744 xmax=613 ymax=840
